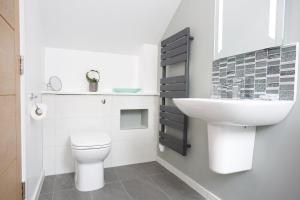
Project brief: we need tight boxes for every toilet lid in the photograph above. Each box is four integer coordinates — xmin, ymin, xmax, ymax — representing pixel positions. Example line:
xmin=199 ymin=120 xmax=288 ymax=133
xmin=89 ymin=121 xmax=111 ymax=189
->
xmin=71 ymin=133 xmax=111 ymax=148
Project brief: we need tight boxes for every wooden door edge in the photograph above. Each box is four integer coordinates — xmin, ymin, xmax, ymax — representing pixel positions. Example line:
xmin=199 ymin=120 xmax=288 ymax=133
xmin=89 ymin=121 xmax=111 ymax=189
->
xmin=14 ymin=0 xmax=22 ymax=199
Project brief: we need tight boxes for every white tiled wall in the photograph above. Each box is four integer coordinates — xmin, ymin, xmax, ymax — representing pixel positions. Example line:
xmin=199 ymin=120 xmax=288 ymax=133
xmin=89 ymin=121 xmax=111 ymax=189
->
xmin=42 ymin=94 xmax=159 ymax=175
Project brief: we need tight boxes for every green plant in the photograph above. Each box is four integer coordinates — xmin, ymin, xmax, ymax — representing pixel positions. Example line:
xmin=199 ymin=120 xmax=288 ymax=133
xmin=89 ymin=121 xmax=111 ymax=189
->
xmin=86 ymin=70 xmax=100 ymax=83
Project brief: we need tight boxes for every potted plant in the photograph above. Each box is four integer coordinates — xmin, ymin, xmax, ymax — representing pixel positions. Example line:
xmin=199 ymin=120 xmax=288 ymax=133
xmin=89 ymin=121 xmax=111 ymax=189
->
xmin=86 ymin=70 xmax=100 ymax=92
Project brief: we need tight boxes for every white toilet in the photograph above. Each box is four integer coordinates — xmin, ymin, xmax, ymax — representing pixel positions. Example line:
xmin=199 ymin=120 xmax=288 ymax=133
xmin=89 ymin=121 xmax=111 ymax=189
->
xmin=71 ymin=133 xmax=111 ymax=192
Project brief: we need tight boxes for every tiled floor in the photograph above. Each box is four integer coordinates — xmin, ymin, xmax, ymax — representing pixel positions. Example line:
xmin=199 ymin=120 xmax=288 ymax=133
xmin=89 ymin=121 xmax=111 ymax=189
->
xmin=38 ymin=161 xmax=206 ymax=200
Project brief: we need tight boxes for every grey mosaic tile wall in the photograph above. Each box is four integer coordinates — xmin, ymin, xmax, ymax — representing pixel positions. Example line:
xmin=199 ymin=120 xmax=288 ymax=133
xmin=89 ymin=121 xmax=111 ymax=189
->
xmin=212 ymin=44 xmax=297 ymax=100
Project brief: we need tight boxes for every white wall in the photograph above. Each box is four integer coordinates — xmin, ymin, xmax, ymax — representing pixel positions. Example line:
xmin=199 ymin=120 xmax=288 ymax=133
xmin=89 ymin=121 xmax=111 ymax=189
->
xmin=44 ymin=48 xmax=139 ymax=92
xmin=40 ymin=0 xmax=182 ymax=54
xmin=42 ymin=94 xmax=158 ymax=175
xmin=44 ymin=46 xmax=158 ymax=93
xmin=23 ymin=0 xmax=45 ymax=199
xmin=138 ymin=44 xmax=159 ymax=93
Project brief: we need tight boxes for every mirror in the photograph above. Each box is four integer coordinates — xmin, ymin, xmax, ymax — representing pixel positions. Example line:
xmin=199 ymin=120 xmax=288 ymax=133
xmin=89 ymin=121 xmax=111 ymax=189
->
xmin=47 ymin=76 xmax=62 ymax=91
xmin=214 ymin=0 xmax=285 ymax=59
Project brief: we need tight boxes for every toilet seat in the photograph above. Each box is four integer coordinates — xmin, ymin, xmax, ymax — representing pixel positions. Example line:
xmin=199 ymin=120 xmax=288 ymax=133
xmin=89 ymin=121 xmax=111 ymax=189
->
xmin=71 ymin=133 xmax=111 ymax=150
xmin=72 ymin=144 xmax=110 ymax=150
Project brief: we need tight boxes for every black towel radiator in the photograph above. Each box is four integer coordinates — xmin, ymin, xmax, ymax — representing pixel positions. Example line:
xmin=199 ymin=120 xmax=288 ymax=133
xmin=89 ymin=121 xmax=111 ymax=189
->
xmin=159 ymin=27 xmax=193 ymax=156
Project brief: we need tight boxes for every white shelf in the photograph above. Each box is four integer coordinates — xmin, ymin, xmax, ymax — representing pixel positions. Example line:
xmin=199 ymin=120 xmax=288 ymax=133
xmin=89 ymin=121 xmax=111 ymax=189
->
xmin=41 ymin=90 xmax=159 ymax=96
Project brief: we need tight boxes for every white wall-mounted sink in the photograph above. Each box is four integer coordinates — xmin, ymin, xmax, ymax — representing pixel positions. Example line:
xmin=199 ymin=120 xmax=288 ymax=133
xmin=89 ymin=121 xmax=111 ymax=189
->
xmin=173 ymin=98 xmax=294 ymax=126
xmin=173 ymin=98 xmax=295 ymax=174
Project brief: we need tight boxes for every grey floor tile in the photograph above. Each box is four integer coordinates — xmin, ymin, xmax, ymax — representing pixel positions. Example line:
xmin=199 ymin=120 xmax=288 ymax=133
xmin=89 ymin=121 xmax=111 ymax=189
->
xmin=53 ymin=189 xmax=91 ymax=200
xmin=104 ymin=168 xmax=119 ymax=183
xmin=38 ymin=193 xmax=53 ymax=200
xmin=39 ymin=162 xmax=205 ymax=200
xmin=122 ymin=178 xmax=170 ymax=200
xmin=132 ymin=162 xmax=169 ymax=176
xmin=113 ymin=165 xmax=147 ymax=181
xmin=171 ymin=192 xmax=206 ymax=200
xmin=91 ymin=182 xmax=131 ymax=200
xmin=54 ymin=173 xmax=75 ymax=192
xmin=150 ymin=173 xmax=205 ymax=200
xmin=40 ymin=175 xmax=56 ymax=195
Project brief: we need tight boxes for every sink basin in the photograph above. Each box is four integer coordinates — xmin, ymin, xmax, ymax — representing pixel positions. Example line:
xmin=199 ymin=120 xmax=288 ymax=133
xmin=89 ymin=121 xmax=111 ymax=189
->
xmin=173 ymin=98 xmax=295 ymax=174
xmin=173 ymin=98 xmax=294 ymax=126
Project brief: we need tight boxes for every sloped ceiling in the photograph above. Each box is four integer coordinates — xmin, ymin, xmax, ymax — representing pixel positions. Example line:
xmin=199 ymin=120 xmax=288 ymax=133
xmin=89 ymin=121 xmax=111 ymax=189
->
xmin=40 ymin=0 xmax=182 ymax=54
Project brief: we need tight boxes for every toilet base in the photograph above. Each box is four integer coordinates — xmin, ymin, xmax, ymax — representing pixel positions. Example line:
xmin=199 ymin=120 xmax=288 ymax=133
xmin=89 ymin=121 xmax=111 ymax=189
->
xmin=75 ymin=161 xmax=104 ymax=191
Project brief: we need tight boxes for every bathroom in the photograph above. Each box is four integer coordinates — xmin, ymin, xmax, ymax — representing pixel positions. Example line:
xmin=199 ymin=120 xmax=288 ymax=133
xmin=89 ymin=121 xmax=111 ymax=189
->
xmin=1 ymin=0 xmax=300 ymax=199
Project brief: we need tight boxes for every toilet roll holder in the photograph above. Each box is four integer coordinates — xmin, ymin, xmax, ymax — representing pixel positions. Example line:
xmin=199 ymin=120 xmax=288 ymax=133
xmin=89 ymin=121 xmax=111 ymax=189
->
xmin=28 ymin=93 xmax=43 ymax=116
xmin=28 ymin=92 xmax=38 ymax=100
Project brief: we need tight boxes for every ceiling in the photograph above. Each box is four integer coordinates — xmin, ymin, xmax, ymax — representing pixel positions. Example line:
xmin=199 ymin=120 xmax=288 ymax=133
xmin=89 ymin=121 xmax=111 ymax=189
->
xmin=40 ymin=0 xmax=181 ymax=54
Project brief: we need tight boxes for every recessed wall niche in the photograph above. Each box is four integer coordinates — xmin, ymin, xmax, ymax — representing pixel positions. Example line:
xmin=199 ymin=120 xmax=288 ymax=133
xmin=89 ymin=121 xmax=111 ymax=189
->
xmin=120 ymin=109 xmax=149 ymax=130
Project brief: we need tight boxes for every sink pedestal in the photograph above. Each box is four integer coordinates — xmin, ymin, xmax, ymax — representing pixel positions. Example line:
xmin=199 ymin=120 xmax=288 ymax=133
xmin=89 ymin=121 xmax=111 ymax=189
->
xmin=208 ymin=124 xmax=256 ymax=174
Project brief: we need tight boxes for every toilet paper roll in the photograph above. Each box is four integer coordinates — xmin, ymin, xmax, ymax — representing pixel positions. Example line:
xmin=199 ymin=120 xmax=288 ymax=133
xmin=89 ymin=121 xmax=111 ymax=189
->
xmin=159 ymin=143 xmax=165 ymax=152
xmin=30 ymin=103 xmax=47 ymax=120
